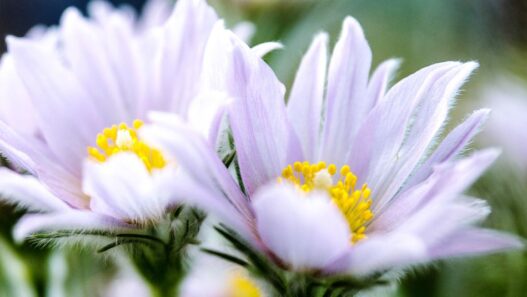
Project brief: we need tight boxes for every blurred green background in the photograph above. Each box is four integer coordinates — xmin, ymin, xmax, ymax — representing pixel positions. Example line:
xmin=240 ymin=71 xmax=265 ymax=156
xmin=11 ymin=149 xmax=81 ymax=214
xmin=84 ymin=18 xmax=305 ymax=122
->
xmin=1 ymin=0 xmax=527 ymax=296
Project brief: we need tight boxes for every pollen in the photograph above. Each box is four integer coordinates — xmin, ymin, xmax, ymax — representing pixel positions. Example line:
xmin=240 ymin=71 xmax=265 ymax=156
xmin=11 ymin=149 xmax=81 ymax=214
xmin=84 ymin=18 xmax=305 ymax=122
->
xmin=280 ymin=161 xmax=374 ymax=243
xmin=230 ymin=273 xmax=261 ymax=297
xmin=87 ymin=119 xmax=166 ymax=171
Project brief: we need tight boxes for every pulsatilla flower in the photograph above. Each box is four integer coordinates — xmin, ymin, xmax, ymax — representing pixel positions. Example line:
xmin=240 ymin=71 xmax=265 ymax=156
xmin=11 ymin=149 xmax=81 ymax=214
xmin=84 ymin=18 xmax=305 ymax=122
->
xmin=0 ymin=0 xmax=222 ymax=240
xmin=142 ymin=18 xmax=523 ymax=294
xmin=0 ymin=0 xmax=233 ymax=293
xmin=480 ymin=75 xmax=527 ymax=172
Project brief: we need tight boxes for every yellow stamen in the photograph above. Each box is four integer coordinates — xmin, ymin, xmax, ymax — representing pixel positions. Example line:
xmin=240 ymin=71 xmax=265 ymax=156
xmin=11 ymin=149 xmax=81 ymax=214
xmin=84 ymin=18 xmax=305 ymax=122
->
xmin=230 ymin=274 xmax=261 ymax=297
xmin=280 ymin=161 xmax=374 ymax=243
xmin=87 ymin=119 xmax=166 ymax=171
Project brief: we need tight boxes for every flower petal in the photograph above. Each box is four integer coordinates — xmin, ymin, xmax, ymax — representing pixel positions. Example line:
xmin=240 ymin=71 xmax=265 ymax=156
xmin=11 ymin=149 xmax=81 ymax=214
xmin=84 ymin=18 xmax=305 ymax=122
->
xmin=60 ymin=8 xmax=131 ymax=124
xmin=6 ymin=36 xmax=104 ymax=173
xmin=253 ymin=183 xmax=350 ymax=271
xmin=366 ymin=58 xmax=401 ymax=109
xmin=13 ymin=210 xmax=135 ymax=242
xmin=144 ymin=0 xmax=217 ymax=114
xmin=320 ymin=16 xmax=372 ymax=165
xmin=232 ymin=21 xmax=255 ymax=43
xmin=136 ymin=0 xmax=173 ymax=30
xmin=203 ymin=23 xmax=302 ymax=194
xmin=371 ymin=62 xmax=478 ymax=212
xmin=0 ymin=55 xmax=39 ymax=136
xmin=0 ymin=121 xmax=88 ymax=208
xmin=251 ymin=41 xmax=283 ymax=58
xmin=141 ymin=113 xmax=254 ymax=223
xmin=372 ymin=149 xmax=500 ymax=231
xmin=326 ymin=232 xmax=427 ymax=277
xmin=0 ymin=168 xmax=70 ymax=212
xmin=287 ymin=33 xmax=328 ymax=161
xmin=404 ymin=109 xmax=490 ymax=190
xmin=344 ymin=61 xmax=463 ymax=208
xmin=83 ymin=153 xmax=169 ymax=221
xmin=428 ymin=228 xmax=523 ymax=259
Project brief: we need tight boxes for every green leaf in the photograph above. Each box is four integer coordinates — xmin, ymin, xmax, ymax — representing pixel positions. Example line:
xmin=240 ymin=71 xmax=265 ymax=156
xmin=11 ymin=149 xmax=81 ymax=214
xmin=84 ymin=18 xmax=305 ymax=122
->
xmin=200 ymin=248 xmax=250 ymax=267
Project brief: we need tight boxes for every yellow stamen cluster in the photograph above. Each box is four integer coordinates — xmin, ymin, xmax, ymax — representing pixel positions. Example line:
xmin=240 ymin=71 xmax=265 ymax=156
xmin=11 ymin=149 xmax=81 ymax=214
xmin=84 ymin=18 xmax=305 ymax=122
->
xmin=280 ymin=161 xmax=374 ymax=243
xmin=230 ymin=274 xmax=261 ymax=297
xmin=87 ymin=119 xmax=166 ymax=171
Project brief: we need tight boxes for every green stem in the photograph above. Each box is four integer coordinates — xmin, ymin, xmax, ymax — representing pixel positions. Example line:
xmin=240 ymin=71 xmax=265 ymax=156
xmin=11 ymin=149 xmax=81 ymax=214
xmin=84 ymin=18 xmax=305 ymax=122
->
xmin=132 ymin=207 xmax=204 ymax=297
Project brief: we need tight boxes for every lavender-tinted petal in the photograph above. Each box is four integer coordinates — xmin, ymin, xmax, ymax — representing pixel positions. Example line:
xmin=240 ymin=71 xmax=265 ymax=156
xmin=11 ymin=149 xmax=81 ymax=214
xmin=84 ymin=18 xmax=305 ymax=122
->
xmin=146 ymin=0 xmax=217 ymax=115
xmin=13 ymin=211 xmax=135 ymax=242
xmin=428 ymin=228 xmax=523 ymax=259
xmin=326 ymin=233 xmax=427 ymax=277
xmin=232 ymin=21 xmax=255 ymax=43
xmin=253 ymin=183 xmax=350 ymax=271
xmin=6 ymin=37 xmax=104 ymax=174
xmin=83 ymin=153 xmax=168 ymax=221
xmin=141 ymin=113 xmax=254 ymax=224
xmin=366 ymin=58 xmax=401 ymax=109
xmin=404 ymin=109 xmax=489 ymax=190
xmin=372 ymin=149 xmax=499 ymax=231
xmin=136 ymin=0 xmax=173 ymax=30
xmin=287 ymin=33 xmax=328 ymax=161
xmin=0 ymin=168 xmax=71 ymax=212
xmin=320 ymin=16 xmax=372 ymax=165
xmin=370 ymin=62 xmax=478 ymax=212
xmin=0 ymin=55 xmax=39 ymax=136
xmin=203 ymin=23 xmax=302 ymax=194
xmin=0 ymin=121 xmax=88 ymax=208
xmin=251 ymin=42 xmax=283 ymax=58
xmin=60 ymin=8 xmax=131 ymax=124
xmin=344 ymin=62 xmax=458 ymax=210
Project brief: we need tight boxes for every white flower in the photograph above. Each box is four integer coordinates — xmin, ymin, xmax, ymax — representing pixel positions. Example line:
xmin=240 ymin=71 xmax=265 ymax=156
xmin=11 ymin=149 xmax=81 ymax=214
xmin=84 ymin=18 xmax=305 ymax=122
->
xmin=0 ymin=0 xmax=230 ymax=240
xmin=143 ymin=17 xmax=523 ymax=282
xmin=480 ymin=75 xmax=527 ymax=171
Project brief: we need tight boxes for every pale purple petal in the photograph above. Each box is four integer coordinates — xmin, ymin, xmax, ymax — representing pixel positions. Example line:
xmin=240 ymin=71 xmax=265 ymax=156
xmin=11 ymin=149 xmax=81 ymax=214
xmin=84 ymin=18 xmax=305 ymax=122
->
xmin=6 ymin=37 xmax=104 ymax=174
xmin=0 ymin=168 xmax=71 ymax=212
xmin=87 ymin=0 xmax=134 ymax=26
xmin=370 ymin=62 xmax=478 ymax=212
xmin=481 ymin=76 xmax=527 ymax=169
xmin=320 ymin=16 xmax=372 ymax=165
xmin=168 ymin=168 xmax=257 ymax=244
xmin=232 ymin=21 xmax=255 ymax=43
xmin=202 ymin=23 xmax=302 ymax=194
xmin=404 ymin=109 xmax=490 ymax=190
xmin=251 ymin=42 xmax=283 ymax=58
xmin=186 ymin=91 xmax=232 ymax=141
xmin=287 ymin=33 xmax=328 ymax=161
xmin=13 ymin=211 xmax=135 ymax=242
xmin=326 ymin=233 xmax=427 ymax=277
xmin=60 ymin=8 xmax=131 ymax=124
xmin=372 ymin=149 xmax=500 ymax=231
xmin=145 ymin=0 xmax=217 ymax=115
xmin=83 ymin=153 xmax=167 ymax=221
xmin=141 ymin=113 xmax=254 ymax=223
xmin=344 ymin=62 xmax=457 ymax=197
xmin=253 ymin=183 xmax=350 ymax=271
xmin=428 ymin=229 xmax=523 ymax=259
xmin=0 ymin=55 xmax=39 ymax=136
xmin=0 ymin=121 xmax=39 ymax=174
xmin=136 ymin=0 xmax=173 ymax=31
xmin=366 ymin=58 xmax=401 ymax=109
xmin=398 ymin=198 xmax=493 ymax=245
xmin=0 ymin=121 xmax=88 ymax=209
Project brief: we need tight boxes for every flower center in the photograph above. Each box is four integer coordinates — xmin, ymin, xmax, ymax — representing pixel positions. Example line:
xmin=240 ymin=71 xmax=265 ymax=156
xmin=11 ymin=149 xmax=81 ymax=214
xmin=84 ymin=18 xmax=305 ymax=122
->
xmin=230 ymin=274 xmax=261 ymax=297
xmin=87 ymin=119 xmax=166 ymax=171
xmin=279 ymin=161 xmax=374 ymax=243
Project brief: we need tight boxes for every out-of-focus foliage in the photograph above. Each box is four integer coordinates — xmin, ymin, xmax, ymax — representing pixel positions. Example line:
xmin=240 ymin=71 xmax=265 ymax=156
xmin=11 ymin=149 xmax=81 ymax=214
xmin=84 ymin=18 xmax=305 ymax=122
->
xmin=211 ymin=0 xmax=527 ymax=83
